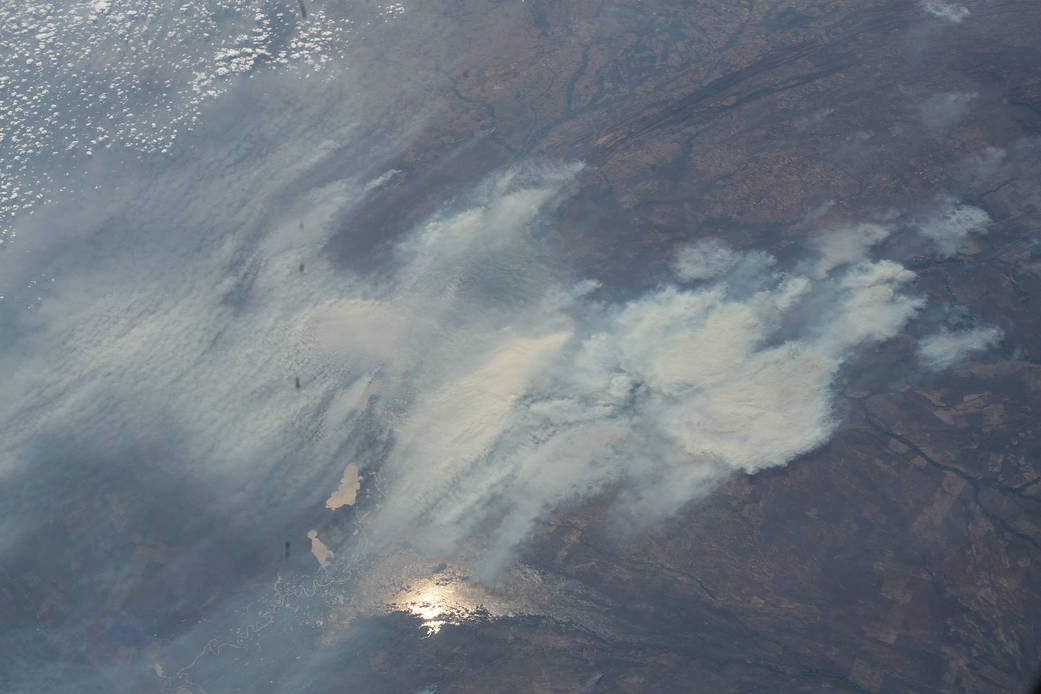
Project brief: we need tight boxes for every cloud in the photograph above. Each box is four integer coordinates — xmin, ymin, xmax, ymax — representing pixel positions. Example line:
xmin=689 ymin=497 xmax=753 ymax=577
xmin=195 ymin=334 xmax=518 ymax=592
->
xmin=919 ymin=326 xmax=1003 ymax=370
xmin=921 ymin=91 xmax=976 ymax=130
xmin=921 ymin=1 xmax=970 ymax=23
xmin=0 ymin=0 xmax=371 ymax=241
xmin=913 ymin=195 xmax=991 ymax=257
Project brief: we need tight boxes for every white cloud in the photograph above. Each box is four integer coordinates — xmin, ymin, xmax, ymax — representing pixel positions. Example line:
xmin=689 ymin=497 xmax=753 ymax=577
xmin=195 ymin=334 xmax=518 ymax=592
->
xmin=921 ymin=1 xmax=970 ymax=23
xmin=919 ymin=326 xmax=1003 ymax=370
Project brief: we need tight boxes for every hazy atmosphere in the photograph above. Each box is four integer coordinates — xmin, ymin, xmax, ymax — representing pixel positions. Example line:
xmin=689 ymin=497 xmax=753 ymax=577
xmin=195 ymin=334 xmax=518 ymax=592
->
xmin=2 ymin=1 xmax=1040 ymax=692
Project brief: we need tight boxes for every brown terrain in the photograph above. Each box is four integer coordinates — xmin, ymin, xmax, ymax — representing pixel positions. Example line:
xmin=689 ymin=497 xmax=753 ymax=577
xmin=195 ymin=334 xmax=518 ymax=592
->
xmin=3 ymin=1 xmax=1039 ymax=692
xmin=324 ymin=0 xmax=1041 ymax=691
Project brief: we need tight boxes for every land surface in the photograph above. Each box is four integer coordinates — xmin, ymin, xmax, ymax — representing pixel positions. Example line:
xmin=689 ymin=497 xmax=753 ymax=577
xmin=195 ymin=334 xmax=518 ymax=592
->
xmin=324 ymin=1 xmax=1041 ymax=691
xmin=3 ymin=1 xmax=1040 ymax=692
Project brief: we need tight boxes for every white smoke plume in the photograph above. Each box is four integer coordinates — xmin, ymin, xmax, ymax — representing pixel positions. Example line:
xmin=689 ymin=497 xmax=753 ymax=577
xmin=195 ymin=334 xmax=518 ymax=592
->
xmin=334 ymin=178 xmax=930 ymax=577
xmin=919 ymin=326 xmax=1003 ymax=370
xmin=0 ymin=133 xmax=997 ymax=588
xmin=913 ymin=195 xmax=991 ymax=257
xmin=921 ymin=1 xmax=970 ymax=23
xmin=921 ymin=92 xmax=977 ymax=130
xmin=0 ymin=4 xmax=1010 ymax=691
xmin=674 ymin=238 xmax=742 ymax=280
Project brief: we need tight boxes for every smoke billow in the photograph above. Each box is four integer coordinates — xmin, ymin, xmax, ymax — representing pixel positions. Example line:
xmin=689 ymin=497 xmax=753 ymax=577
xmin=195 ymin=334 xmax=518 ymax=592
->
xmin=317 ymin=168 xmax=982 ymax=578
xmin=921 ymin=92 xmax=977 ymax=130
xmin=913 ymin=195 xmax=992 ymax=257
xmin=0 ymin=119 xmax=1002 ymax=694
xmin=921 ymin=1 xmax=970 ymax=23
xmin=919 ymin=326 xmax=1004 ymax=370
xmin=0 ymin=144 xmax=1001 ymax=589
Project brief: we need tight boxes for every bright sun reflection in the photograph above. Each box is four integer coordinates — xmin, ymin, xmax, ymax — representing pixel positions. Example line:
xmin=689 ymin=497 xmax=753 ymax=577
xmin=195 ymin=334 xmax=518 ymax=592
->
xmin=382 ymin=562 xmax=553 ymax=638
xmin=393 ymin=576 xmax=470 ymax=636
xmin=400 ymin=586 xmax=452 ymax=635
